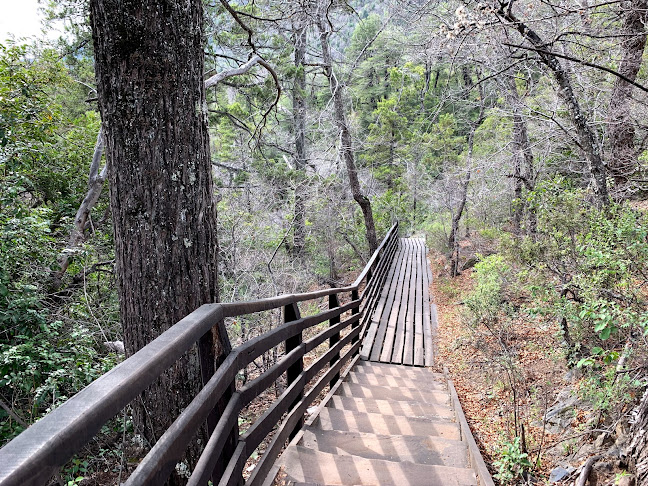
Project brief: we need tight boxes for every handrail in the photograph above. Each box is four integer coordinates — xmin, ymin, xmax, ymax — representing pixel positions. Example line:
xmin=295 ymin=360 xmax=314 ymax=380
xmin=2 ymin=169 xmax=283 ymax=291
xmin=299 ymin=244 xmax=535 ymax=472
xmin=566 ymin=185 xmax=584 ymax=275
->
xmin=0 ymin=222 xmax=399 ymax=486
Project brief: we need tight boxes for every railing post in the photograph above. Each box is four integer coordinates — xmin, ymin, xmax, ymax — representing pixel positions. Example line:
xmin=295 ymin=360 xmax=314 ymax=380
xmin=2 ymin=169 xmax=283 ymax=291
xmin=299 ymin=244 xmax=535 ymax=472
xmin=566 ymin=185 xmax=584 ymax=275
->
xmin=328 ymin=294 xmax=341 ymax=389
xmin=351 ymin=289 xmax=361 ymax=355
xmin=198 ymin=318 xmax=238 ymax=484
xmin=284 ymin=302 xmax=303 ymax=439
xmin=367 ymin=251 xmax=379 ymax=284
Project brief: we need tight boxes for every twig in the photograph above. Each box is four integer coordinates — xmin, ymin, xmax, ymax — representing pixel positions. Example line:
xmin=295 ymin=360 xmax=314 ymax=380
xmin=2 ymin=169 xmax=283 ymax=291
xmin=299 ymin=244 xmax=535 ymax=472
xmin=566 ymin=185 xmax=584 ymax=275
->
xmin=117 ymin=408 xmax=128 ymax=485
xmin=503 ymin=42 xmax=648 ymax=93
xmin=0 ymin=397 xmax=28 ymax=428
xmin=529 ymin=429 xmax=611 ymax=454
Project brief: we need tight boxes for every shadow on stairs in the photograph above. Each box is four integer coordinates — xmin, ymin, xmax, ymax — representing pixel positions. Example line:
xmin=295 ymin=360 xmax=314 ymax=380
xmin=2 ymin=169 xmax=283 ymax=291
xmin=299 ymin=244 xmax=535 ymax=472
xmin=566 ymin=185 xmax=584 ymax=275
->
xmin=267 ymin=358 xmax=494 ymax=486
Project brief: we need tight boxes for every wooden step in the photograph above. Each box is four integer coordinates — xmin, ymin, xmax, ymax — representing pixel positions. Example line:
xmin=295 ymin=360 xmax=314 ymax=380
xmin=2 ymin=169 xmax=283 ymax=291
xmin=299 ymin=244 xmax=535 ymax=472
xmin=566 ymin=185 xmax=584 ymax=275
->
xmin=329 ymin=395 xmax=454 ymax=419
xmin=338 ymin=382 xmax=450 ymax=406
xmin=280 ymin=446 xmax=478 ymax=486
xmin=346 ymin=370 xmax=446 ymax=390
xmin=300 ymin=428 xmax=469 ymax=467
xmin=317 ymin=407 xmax=461 ymax=440
xmin=355 ymin=360 xmax=444 ymax=380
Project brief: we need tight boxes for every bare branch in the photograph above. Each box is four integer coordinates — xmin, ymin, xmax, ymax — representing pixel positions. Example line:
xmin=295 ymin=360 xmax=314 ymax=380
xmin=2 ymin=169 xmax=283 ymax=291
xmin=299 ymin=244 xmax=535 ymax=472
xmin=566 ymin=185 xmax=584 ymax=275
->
xmin=204 ymin=55 xmax=262 ymax=89
xmin=503 ymin=42 xmax=648 ymax=93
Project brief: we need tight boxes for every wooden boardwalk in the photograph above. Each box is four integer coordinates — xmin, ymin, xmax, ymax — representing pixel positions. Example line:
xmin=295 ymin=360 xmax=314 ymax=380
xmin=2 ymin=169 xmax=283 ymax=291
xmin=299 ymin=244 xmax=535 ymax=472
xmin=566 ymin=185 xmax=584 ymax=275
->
xmin=361 ymin=238 xmax=435 ymax=367
xmin=0 ymin=224 xmax=496 ymax=486
xmin=271 ymin=361 xmax=493 ymax=486
xmin=270 ymin=237 xmax=498 ymax=485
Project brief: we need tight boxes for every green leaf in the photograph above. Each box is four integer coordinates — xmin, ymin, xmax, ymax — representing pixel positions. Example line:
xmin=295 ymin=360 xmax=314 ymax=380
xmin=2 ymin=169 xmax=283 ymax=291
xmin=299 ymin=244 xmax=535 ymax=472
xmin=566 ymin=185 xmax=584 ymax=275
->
xmin=577 ymin=357 xmax=595 ymax=368
xmin=599 ymin=327 xmax=612 ymax=340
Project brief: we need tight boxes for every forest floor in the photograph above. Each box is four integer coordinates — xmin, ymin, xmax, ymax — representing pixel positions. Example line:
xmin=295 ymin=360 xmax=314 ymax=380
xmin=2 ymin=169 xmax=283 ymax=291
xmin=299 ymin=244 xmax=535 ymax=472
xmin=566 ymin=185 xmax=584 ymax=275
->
xmin=429 ymin=248 xmax=633 ymax=486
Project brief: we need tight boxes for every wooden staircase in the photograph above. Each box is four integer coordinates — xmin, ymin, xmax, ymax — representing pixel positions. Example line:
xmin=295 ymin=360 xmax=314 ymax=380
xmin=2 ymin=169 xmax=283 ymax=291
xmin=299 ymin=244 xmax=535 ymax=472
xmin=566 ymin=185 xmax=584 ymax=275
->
xmin=271 ymin=360 xmax=490 ymax=486
xmin=0 ymin=226 xmax=494 ymax=486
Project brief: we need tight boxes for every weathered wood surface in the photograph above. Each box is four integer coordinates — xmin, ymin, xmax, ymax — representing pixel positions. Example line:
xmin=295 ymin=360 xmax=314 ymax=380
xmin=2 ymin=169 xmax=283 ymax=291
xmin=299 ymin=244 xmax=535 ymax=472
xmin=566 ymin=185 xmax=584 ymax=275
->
xmin=361 ymin=237 xmax=435 ymax=367
xmin=272 ymin=360 xmax=494 ymax=486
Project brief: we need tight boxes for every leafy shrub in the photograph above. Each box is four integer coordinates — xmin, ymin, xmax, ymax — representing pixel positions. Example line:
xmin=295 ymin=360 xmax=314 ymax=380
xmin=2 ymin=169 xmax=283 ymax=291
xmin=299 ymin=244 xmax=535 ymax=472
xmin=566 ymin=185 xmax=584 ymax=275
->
xmin=518 ymin=179 xmax=648 ymax=347
xmin=493 ymin=437 xmax=531 ymax=484
xmin=463 ymin=254 xmax=511 ymax=330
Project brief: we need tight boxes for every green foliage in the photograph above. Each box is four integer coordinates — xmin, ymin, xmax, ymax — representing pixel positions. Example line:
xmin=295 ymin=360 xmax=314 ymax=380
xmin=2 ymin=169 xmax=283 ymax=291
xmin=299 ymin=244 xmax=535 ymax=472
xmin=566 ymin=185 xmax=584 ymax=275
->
xmin=0 ymin=43 xmax=117 ymax=445
xmin=577 ymin=366 xmax=641 ymax=417
xmin=463 ymin=254 xmax=511 ymax=329
xmin=518 ymin=179 xmax=648 ymax=345
xmin=493 ymin=437 xmax=531 ymax=484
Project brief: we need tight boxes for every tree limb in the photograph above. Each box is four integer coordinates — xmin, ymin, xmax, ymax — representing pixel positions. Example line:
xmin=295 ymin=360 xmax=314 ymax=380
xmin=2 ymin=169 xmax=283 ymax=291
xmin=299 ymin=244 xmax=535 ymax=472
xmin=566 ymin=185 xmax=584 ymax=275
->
xmin=576 ymin=455 xmax=601 ymax=486
xmin=503 ymin=42 xmax=648 ymax=93
xmin=0 ymin=397 xmax=28 ymax=429
xmin=52 ymin=128 xmax=107 ymax=288
xmin=219 ymin=0 xmax=257 ymax=54
xmin=205 ymin=55 xmax=262 ymax=88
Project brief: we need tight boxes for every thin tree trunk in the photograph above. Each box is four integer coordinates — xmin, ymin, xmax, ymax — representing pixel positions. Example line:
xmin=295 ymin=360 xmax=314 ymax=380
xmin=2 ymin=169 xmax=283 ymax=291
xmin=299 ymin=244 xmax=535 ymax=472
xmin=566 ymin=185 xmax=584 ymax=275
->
xmin=292 ymin=20 xmax=307 ymax=255
xmin=499 ymin=5 xmax=610 ymax=207
xmin=512 ymin=145 xmax=523 ymax=234
xmin=317 ymin=18 xmax=379 ymax=254
xmin=449 ymin=170 xmax=471 ymax=277
xmin=505 ymin=74 xmax=536 ymax=234
xmin=90 ymin=1 xmax=219 ymax=483
xmin=52 ymin=128 xmax=107 ymax=289
xmin=448 ymin=73 xmax=485 ymax=276
xmin=606 ymin=0 xmax=648 ymax=197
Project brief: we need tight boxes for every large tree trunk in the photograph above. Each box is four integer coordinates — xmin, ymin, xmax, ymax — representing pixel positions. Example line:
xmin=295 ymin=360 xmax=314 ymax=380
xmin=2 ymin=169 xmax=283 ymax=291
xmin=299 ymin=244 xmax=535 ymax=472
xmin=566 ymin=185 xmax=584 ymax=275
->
xmin=90 ymin=0 xmax=219 ymax=481
xmin=629 ymin=388 xmax=648 ymax=484
xmin=499 ymin=5 xmax=610 ymax=207
xmin=292 ymin=20 xmax=307 ymax=255
xmin=606 ymin=0 xmax=648 ymax=197
xmin=317 ymin=18 xmax=378 ymax=254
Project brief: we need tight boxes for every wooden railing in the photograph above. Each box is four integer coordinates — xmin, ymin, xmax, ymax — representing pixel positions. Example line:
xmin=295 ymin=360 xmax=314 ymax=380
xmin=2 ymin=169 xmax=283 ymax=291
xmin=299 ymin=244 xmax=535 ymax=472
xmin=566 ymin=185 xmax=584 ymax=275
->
xmin=0 ymin=222 xmax=399 ymax=486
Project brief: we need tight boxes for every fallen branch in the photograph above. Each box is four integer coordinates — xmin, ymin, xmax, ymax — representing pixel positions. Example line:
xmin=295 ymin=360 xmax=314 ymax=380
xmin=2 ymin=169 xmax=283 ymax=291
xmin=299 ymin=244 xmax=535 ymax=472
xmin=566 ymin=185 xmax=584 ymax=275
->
xmin=576 ymin=455 xmax=601 ymax=486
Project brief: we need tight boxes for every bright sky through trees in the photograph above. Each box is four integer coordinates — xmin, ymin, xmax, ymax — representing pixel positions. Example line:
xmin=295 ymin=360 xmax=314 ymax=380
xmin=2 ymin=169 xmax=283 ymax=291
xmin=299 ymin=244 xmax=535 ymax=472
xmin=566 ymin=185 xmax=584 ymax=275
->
xmin=0 ymin=0 xmax=46 ymax=42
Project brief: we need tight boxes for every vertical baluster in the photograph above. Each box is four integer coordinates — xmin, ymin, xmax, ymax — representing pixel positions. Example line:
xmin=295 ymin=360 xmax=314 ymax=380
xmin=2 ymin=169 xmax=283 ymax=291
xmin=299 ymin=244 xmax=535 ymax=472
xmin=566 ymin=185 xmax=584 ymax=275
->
xmin=328 ymin=293 xmax=341 ymax=389
xmin=284 ymin=302 xmax=303 ymax=439
xmin=198 ymin=318 xmax=238 ymax=484
xmin=351 ymin=289 xmax=361 ymax=355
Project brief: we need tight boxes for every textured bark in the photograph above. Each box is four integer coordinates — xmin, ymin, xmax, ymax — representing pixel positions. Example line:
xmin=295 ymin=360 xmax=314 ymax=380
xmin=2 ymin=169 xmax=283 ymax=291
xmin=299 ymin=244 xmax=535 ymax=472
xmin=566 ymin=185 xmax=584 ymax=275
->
xmin=90 ymin=0 xmax=218 ymax=481
xmin=606 ymin=0 xmax=648 ymax=196
xmin=318 ymin=18 xmax=378 ymax=254
xmin=292 ymin=20 xmax=307 ymax=255
xmin=499 ymin=5 xmax=610 ymax=207
xmin=630 ymin=387 xmax=648 ymax=485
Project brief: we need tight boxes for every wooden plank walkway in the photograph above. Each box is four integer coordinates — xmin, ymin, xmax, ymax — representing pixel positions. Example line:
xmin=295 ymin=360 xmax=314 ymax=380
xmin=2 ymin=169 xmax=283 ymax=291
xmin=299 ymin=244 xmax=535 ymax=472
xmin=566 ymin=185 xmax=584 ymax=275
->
xmin=360 ymin=238 xmax=435 ymax=367
xmin=270 ymin=360 xmax=495 ymax=486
